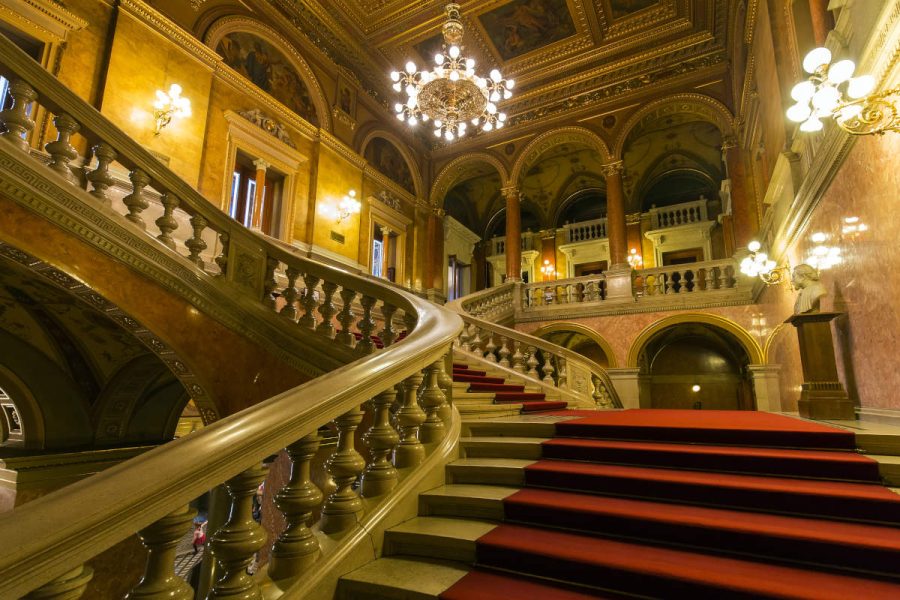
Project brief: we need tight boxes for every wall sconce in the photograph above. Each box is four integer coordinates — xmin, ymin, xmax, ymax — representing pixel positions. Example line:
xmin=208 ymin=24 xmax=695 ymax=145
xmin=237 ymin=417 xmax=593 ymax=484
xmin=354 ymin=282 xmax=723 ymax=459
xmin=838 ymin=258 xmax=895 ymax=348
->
xmin=740 ymin=240 xmax=790 ymax=285
xmin=153 ymin=84 xmax=192 ymax=135
xmin=627 ymin=247 xmax=643 ymax=268
xmin=787 ymin=47 xmax=899 ymax=135
xmin=318 ymin=190 xmax=361 ymax=223
xmin=540 ymin=259 xmax=558 ymax=280
xmin=806 ymin=232 xmax=842 ymax=270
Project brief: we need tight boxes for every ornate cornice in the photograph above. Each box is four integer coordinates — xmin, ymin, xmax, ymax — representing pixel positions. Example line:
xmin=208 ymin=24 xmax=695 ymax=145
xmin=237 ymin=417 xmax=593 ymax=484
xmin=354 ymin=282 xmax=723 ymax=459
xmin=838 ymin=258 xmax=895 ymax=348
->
xmin=119 ymin=0 xmax=220 ymax=67
xmin=318 ymin=129 xmax=367 ymax=170
xmin=0 ymin=0 xmax=87 ymax=42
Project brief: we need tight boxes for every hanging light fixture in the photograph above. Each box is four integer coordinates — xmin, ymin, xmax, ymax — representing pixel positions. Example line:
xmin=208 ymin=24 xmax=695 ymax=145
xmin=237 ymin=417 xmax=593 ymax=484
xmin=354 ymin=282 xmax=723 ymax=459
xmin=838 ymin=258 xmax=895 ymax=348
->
xmin=389 ymin=3 xmax=514 ymax=142
xmin=787 ymin=47 xmax=899 ymax=136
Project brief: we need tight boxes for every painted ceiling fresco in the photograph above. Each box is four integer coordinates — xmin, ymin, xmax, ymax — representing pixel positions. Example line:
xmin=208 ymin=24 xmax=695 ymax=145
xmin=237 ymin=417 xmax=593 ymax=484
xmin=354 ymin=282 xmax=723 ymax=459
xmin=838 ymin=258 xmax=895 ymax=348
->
xmin=478 ymin=0 xmax=577 ymax=60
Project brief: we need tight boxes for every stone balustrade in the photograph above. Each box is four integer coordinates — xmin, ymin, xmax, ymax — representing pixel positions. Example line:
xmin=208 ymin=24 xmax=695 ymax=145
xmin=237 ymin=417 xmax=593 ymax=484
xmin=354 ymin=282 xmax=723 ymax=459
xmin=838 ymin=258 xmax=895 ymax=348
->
xmin=563 ymin=217 xmax=607 ymax=242
xmin=522 ymin=274 xmax=608 ymax=307
xmin=0 ymin=33 xmax=463 ymax=599
xmin=648 ymin=197 xmax=709 ymax=229
xmin=490 ymin=231 xmax=538 ymax=255
xmin=634 ymin=260 xmax=737 ymax=296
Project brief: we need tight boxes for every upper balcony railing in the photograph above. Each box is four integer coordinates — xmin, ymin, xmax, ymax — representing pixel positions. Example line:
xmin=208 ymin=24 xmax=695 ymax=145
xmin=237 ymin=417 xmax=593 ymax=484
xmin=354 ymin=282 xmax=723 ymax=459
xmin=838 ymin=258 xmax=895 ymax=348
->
xmin=648 ymin=197 xmax=709 ymax=229
xmin=491 ymin=231 xmax=538 ymax=255
xmin=563 ymin=217 xmax=608 ymax=242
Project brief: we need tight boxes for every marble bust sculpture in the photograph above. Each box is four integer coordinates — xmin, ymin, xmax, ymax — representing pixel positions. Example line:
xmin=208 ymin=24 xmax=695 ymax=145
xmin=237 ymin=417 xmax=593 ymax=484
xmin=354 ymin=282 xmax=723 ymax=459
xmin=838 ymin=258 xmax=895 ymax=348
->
xmin=791 ymin=264 xmax=826 ymax=314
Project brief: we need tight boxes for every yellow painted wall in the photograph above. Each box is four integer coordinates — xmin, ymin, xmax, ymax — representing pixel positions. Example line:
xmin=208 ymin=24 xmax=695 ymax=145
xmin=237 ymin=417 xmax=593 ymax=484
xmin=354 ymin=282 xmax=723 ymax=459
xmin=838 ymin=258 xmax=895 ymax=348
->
xmin=313 ymin=146 xmax=363 ymax=261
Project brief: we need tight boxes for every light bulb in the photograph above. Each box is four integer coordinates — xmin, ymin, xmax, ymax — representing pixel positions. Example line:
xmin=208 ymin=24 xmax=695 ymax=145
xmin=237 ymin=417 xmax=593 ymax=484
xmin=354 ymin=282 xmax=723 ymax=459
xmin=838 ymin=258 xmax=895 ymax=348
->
xmin=504 ymin=89 xmax=512 ymax=99
xmin=405 ymin=84 xmax=416 ymax=96
xmin=811 ymin=86 xmax=840 ymax=112
xmin=449 ymin=45 xmax=460 ymax=58
xmin=392 ymin=82 xmax=402 ymax=92
xmin=828 ymin=59 xmax=855 ymax=84
xmin=486 ymin=102 xmax=497 ymax=114
xmin=405 ymin=61 xmax=417 ymax=73
xmin=169 ymin=83 xmax=182 ymax=96
xmin=390 ymin=71 xmax=400 ymax=81
xmin=791 ymin=81 xmax=816 ymax=102
xmin=748 ymin=240 xmax=761 ymax=252
xmin=408 ymin=116 xmax=417 ymax=126
xmin=395 ymin=103 xmax=403 ymax=113
xmin=476 ymin=77 xmax=487 ymax=89
xmin=406 ymin=97 xmax=416 ymax=109
xmin=496 ymin=120 xmax=504 ymax=129
xmin=803 ymin=47 xmax=832 ymax=74
xmin=800 ymin=116 xmax=824 ymax=132
xmin=449 ymin=70 xmax=459 ymax=81
xmin=471 ymin=117 xmax=480 ymax=125
xmin=837 ymin=104 xmax=862 ymax=121
xmin=466 ymin=58 xmax=475 ymax=69
xmin=498 ymin=112 xmax=507 ymax=121
xmin=483 ymin=122 xmax=493 ymax=132
xmin=490 ymin=91 xmax=501 ymax=102
xmin=434 ymin=129 xmax=442 ymax=137
xmin=445 ymin=130 xmax=454 ymax=141
xmin=786 ymin=103 xmax=812 ymax=123
xmin=435 ymin=120 xmax=443 ymax=128
xmin=847 ymin=75 xmax=875 ymax=99
xmin=506 ymin=79 xmax=515 ymax=89
xmin=396 ymin=113 xmax=405 ymax=121
xmin=435 ymin=53 xmax=444 ymax=65
xmin=490 ymin=69 xmax=502 ymax=82
xmin=421 ymin=114 xmax=429 ymax=122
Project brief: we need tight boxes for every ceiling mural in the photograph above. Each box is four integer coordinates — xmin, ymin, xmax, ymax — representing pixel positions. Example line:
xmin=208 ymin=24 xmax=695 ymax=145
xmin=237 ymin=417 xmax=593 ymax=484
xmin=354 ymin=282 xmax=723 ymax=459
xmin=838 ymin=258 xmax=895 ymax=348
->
xmin=477 ymin=0 xmax=577 ymax=60
xmin=609 ymin=0 xmax=660 ymax=19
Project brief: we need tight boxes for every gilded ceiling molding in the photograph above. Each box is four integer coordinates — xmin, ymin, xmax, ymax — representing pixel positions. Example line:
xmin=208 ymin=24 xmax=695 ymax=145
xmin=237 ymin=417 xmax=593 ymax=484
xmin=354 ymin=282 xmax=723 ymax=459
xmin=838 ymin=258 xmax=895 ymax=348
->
xmin=204 ymin=15 xmax=333 ymax=132
xmin=119 ymin=0 xmax=221 ymax=67
xmin=318 ymin=129 xmax=367 ymax=170
xmin=510 ymin=126 xmax=612 ymax=186
xmin=430 ymin=152 xmax=510 ymax=207
xmin=612 ymin=93 xmax=735 ymax=157
xmin=743 ymin=0 xmax=760 ymax=46
xmin=0 ymin=0 xmax=87 ymax=42
xmin=358 ymin=129 xmax=425 ymax=200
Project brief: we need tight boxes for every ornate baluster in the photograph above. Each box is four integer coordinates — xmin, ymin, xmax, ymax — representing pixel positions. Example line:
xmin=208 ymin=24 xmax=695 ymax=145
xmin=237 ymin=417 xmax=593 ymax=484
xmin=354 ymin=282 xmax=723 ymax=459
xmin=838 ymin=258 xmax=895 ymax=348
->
xmin=215 ymin=232 xmax=229 ymax=276
xmin=705 ymin=267 xmax=716 ymax=291
xmin=512 ymin=341 xmax=526 ymax=374
xmin=526 ymin=347 xmax=540 ymax=379
xmin=362 ymin=388 xmax=400 ymax=497
xmin=393 ymin=371 xmax=426 ymax=468
xmin=484 ymin=334 xmax=497 ymax=362
xmin=665 ymin=273 xmax=676 ymax=294
xmin=262 ymin=257 xmax=279 ymax=309
xmin=498 ymin=337 xmax=511 ymax=368
xmin=541 ymin=354 xmax=555 ymax=385
xmin=298 ymin=274 xmax=321 ymax=329
xmin=185 ymin=214 xmax=208 ymax=267
xmin=655 ymin=275 xmax=665 ymax=295
xmin=459 ymin=323 xmax=471 ymax=352
xmin=24 ymin=566 xmax=93 ymax=599
xmin=420 ymin=361 xmax=447 ymax=444
xmin=321 ymin=406 xmax=365 ymax=534
xmin=268 ymin=433 xmax=323 ymax=582
xmin=379 ymin=302 xmax=398 ymax=347
xmin=678 ymin=271 xmax=688 ymax=294
xmin=86 ymin=143 xmax=117 ymax=205
xmin=585 ymin=281 xmax=597 ymax=302
xmin=716 ymin=266 xmax=727 ymax=289
xmin=45 ymin=113 xmax=80 ymax=184
xmin=438 ymin=353 xmax=454 ymax=403
xmin=0 ymin=79 xmax=36 ymax=152
xmin=335 ymin=288 xmax=357 ymax=347
xmin=154 ymin=193 xmax=180 ymax=250
xmin=315 ymin=281 xmax=339 ymax=338
xmin=123 ymin=169 xmax=151 ymax=229
xmin=207 ymin=465 xmax=268 ymax=599
xmin=355 ymin=295 xmax=377 ymax=354
xmin=470 ymin=326 xmax=483 ymax=357
xmin=279 ymin=267 xmax=300 ymax=320
xmin=642 ymin=276 xmax=650 ymax=296
xmin=126 ymin=505 xmax=195 ymax=599
xmin=557 ymin=358 xmax=568 ymax=388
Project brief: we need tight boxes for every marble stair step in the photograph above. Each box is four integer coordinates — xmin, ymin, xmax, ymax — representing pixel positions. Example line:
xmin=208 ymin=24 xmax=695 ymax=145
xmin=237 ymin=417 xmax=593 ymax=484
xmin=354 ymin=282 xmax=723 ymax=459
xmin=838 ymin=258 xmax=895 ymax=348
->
xmin=384 ymin=516 xmax=498 ymax=563
xmin=452 ymin=381 xmax=543 ymax=393
xmin=455 ymin=405 xmax=523 ymax=419
xmin=445 ymin=458 xmax=533 ymax=486
xmin=463 ymin=419 xmax=566 ymax=438
xmin=419 ymin=484 xmax=519 ymax=520
xmin=870 ymin=455 xmax=900 ymax=486
xmin=461 ymin=436 xmax=548 ymax=459
xmin=335 ymin=556 xmax=469 ymax=600
xmin=452 ymin=392 xmax=498 ymax=403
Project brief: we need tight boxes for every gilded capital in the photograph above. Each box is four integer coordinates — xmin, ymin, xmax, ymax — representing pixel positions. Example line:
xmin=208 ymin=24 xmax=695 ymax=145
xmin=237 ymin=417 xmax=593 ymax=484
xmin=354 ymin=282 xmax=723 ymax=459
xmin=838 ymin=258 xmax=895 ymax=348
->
xmin=501 ymin=186 xmax=520 ymax=200
xmin=600 ymin=161 xmax=624 ymax=178
xmin=721 ymin=135 xmax=739 ymax=151
xmin=432 ymin=206 xmax=446 ymax=217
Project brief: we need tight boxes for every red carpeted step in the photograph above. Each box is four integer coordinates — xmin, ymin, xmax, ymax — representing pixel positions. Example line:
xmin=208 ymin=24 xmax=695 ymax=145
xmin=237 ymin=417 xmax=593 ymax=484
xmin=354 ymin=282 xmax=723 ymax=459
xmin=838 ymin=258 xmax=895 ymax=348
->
xmin=541 ymin=438 xmax=881 ymax=482
xmin=440 ymin=569 xmax=606 ymax=599
xmin=468 ymin=382 xmax=525 ymax=392
xmin=524 ymin=460 xmax=900 ymax=524
xmin=452 ymin=363 xmax=469 ymax=370
xmin=503 ymin=488 xmax=900 ymax=577
xmin=493 ymin=392 xmax=546 ymax=402
xmin=453 ymin=368 xmax=487 ymax=377
xmin=554 ymin=409 xmax=856 ymax=449
xmin=520 ymin=401 xmax=569 ymax=413
xmin=453 ymin=373 xmax=506 ymax=384
xmin=475 ymin=524 xmax=900 ymax=599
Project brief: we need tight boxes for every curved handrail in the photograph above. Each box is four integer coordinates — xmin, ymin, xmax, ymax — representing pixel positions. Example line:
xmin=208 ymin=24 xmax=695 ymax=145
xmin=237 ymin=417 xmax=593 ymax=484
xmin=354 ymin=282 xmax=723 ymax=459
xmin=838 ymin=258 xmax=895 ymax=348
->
xmin=447 ymin=283 xmax=621 ymax=408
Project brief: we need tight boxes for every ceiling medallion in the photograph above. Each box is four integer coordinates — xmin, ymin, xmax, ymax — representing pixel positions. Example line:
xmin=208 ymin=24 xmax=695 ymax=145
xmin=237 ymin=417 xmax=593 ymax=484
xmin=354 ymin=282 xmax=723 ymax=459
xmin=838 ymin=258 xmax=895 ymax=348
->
xmin=389 ymin=3 xmax=514 ymax=142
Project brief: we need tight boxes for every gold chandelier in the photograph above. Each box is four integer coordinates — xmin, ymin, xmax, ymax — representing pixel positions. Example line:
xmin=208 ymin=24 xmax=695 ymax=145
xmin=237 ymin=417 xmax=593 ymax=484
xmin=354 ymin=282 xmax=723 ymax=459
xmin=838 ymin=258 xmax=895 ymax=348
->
xmin=390 ymin=3 xmax=514 ymax=141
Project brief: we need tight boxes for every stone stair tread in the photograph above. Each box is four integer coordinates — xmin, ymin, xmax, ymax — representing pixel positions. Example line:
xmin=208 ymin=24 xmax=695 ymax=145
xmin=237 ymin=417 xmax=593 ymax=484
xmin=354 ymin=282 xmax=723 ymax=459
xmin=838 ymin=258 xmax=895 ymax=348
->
xmin=419 ymin=484 xmax=519 ymax=520
xmin=450 ymin=457 xmax=535 ymax=469
xmin=336 ymin=556 xmax=469 ymax=599
xmin=461 ymin=436 xmax=550 ymax=445
xmin=421 ymin=483 xmax=521 ymax=502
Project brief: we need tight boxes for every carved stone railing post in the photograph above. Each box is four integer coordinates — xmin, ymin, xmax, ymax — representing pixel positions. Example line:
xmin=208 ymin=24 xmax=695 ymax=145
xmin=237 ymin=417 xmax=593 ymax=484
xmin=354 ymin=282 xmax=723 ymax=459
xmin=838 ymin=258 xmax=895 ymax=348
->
xmin=262 ymin=257 xmax=279 ymax=309
xmin=123 ymin=169 xmax=151 ymax=229
xmin=558 ymin=357 xmax=568 ymax=388
xmin=185 ymin=214 xmax=208 ymax=268
xmin=498 ymin=337 xmax=510 ymax=368
xmin=316 ymin=281 xmax=338 ymax=338
xmin=207 ymin=465 xmax=268 ymax=599
xmin=470 ymin=326 xmax=483 ymax=357
xmin=155 ymin=193 xmax=180 ymax=251
xmin=45 ymin=113 xmax=80 ymax=184
xmin=542 ymin=354 xmax=555 ymax=386
xmin=379 ymin=303 xmax=398 ymax=347
xmin=335 ymin=288 xmax=357 ymax=347
xmin=23 ymin=566 xmax=93 ymax=600
xmin=268 ymin=433 xmax=323 ymax=582
xmin=355 ymin=295 xmax=377 ymax=354
xmin=484 ymin=334 xmax=497 ymax=362
xmin=126 ymin=505 xmax=195 ymax=599
xmin=512 ymin=341 xmax=526 ymax=374
xmin=459 ymin=324 xmax=471 ymax=352
xmin=279 ymin=267 xmax=301 ymax=320
xmin=321 ymin=406 xmax=365 ymax=534
xmin=526 ymin=347 xmax=540 ymax=379
xmin=0 ymin=79 xmax=37 ymax=152
xmin=215 ymin=232 xmax=229 ymax=276
xmin=86 ymin=143 xmax=116 ymax=204
xmin=393 ymin=372 xmax=426 ymax=468
xmin=420 ymin=361 xmax=447 ymax=444
xmin=298 ymin=274 xmax=320 ymax=330
xmin=361 ymin=388 xmax=400 ymax=497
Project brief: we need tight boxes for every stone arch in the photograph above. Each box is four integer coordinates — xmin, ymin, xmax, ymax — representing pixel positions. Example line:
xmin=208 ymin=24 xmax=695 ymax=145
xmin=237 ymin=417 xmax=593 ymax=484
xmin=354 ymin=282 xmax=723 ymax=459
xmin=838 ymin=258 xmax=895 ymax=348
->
xmin=205 ymin=16 xmax=332 ymax=131
xmin=430 ymin=152 xmax=510 ymax=207
xmin=510 ymin=126 xmax=612 ymax=186
xmin=531 ymin=323 xmax=619 ymax=368
xmin=613 ymin=93 xmax=736 ymax=158
xmin=626 ymin=313 xmax=764 ymax=368
xmin=359 ymin=129 xmax=425 ymax=199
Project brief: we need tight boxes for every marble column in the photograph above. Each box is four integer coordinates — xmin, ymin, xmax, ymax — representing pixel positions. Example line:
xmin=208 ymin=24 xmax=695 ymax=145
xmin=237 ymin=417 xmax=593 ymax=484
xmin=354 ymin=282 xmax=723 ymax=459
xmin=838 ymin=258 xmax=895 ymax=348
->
xmin=381 ymin=226 xmax=392 ymax=281
xmin=722 ymin=137 xmax=756 ymax=250
xmin=808 ymin=0 xmax=834 ymax=47
xmin=251 ymin=158 xmax=270 ymax=230
xmin=601 ymin=161 xmax=627 ymax=268
xmin=503 ymin=186 xmax=522 ymax=282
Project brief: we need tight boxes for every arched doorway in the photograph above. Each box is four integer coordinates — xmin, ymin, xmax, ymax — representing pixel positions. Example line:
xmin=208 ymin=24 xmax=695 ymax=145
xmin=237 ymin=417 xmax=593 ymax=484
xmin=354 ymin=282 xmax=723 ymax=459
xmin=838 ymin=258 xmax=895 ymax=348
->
xmin=637 ymin=323 xmax=754 ymax=410
xmin=532 ymin=323 xmax=616 ymax=369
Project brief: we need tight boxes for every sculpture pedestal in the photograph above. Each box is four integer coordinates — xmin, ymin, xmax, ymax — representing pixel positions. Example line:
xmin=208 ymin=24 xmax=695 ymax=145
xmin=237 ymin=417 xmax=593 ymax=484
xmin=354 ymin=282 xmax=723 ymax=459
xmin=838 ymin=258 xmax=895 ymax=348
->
xmin=786 ymin=312 xmax=855 ymax=421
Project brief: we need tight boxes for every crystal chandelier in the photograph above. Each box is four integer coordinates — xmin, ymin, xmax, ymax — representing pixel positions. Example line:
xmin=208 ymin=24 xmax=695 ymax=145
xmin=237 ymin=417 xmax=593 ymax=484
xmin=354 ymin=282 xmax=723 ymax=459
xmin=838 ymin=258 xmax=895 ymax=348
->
xmin=389 ymin=3 xmax=514 ymax=141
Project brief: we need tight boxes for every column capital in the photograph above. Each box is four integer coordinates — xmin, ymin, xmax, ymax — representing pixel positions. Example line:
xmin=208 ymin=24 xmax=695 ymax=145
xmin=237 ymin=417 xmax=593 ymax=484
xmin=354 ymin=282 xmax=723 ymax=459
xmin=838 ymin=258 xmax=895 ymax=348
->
xmin=600 ymin=160 xmax=624 ymax=178
xmin=721 ymin=135 xmax=740 ymax=151
xmin=431 ymin=206 xmax=446 ymax=217
xmin=501 ymin=185 xmax=520 ymax=200
xmin=253 ymin=158 xmax=271 ymax=171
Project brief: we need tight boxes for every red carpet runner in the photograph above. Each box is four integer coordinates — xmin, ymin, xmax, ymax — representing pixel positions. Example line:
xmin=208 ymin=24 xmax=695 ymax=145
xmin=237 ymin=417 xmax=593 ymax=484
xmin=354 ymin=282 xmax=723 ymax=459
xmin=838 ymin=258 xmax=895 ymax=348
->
xmin=441 ymin=409 xmax=900 ymax=599
xmin=452 ymin=363 xmax=567 ymax=413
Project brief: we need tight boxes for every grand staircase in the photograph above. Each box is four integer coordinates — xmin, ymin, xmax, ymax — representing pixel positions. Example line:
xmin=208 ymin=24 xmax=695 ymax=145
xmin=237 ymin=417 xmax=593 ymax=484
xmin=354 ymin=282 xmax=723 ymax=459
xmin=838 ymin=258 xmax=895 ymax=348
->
xmin=451 ymin=359 xmax=570 ymax=418
xmin=337 ymin=409 xmax=900 ymax=599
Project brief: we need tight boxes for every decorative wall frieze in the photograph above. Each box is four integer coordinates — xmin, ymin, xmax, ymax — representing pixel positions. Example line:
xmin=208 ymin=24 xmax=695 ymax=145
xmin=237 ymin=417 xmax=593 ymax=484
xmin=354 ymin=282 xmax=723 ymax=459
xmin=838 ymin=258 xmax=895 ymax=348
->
xmin=237 ymin=109 xmax=296 ymax=148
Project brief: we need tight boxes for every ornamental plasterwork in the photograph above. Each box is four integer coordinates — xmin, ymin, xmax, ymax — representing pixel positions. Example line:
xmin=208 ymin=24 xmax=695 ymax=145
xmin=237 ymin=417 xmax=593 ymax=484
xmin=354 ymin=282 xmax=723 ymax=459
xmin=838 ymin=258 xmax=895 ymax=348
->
xmin=0 ymin=0 xmax=87 ymax=41
xmin=238 ymin=109 xmax=296 ymax=148
xmin=375 ymin=190 xmax=402 ymax=212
